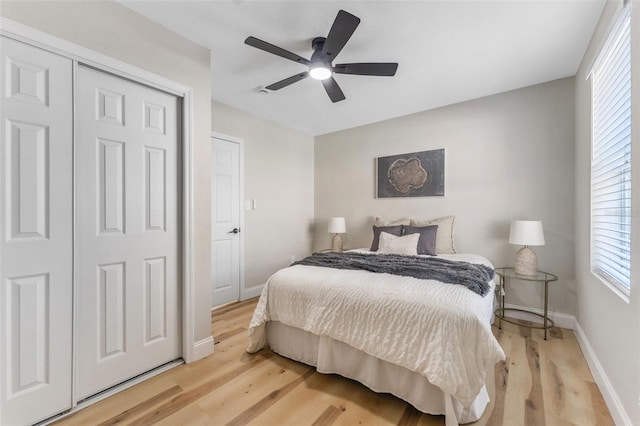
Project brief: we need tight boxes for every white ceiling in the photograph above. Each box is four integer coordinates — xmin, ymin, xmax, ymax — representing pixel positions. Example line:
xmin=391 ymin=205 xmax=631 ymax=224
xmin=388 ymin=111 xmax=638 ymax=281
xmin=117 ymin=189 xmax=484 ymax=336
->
xmin=120 ymin=0 xmax=605 ymax=136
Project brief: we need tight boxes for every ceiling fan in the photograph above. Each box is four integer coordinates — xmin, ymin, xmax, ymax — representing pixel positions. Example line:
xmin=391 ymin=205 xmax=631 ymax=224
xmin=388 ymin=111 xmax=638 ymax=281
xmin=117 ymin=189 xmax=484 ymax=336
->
xmin=244 ymin=9 xmax=398 ymax=103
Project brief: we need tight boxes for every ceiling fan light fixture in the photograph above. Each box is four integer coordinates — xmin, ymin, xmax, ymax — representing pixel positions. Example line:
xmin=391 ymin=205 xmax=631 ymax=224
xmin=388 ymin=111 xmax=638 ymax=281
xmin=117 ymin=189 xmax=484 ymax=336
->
xmin=309 ymin=66 xmax=332 ymax=80
xmin=244 ymin=10 xmax=397 ymax=102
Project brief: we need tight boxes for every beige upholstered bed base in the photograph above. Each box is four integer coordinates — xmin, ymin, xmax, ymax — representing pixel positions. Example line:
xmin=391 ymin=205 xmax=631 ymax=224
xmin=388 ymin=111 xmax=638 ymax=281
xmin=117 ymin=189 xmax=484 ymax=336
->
xmin=266 ymin=321 xmax=491 ymax=425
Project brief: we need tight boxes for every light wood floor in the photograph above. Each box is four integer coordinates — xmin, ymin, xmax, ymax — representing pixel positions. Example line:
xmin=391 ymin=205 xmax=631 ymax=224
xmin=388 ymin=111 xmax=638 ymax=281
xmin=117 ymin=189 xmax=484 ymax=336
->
xmin=55 ymin=298 xmax=613 ymax=425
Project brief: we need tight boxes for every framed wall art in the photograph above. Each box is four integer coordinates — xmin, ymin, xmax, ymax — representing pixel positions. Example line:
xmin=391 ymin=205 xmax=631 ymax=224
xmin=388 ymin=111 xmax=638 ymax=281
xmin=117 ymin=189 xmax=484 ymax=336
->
xmin=376 ymin=149 xmax=445 ymax=198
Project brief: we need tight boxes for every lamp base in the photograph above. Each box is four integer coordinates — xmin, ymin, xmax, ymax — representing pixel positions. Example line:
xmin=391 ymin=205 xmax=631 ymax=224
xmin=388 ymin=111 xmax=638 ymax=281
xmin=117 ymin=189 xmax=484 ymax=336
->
xmin=331 ymin=234 xmax=343 ymax=253
xmin=515 ymin=246 xmax=538 ymax=275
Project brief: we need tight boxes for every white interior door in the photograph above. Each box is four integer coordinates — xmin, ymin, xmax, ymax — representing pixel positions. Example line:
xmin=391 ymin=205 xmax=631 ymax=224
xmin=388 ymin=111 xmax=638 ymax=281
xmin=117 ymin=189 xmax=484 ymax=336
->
xmin=211 ymin=136 xmax=241 ymax=307
xmin=75 ymin=65 xmax=181 ymax=400
xmin=0 ymin=37 xmax=73 ymax=425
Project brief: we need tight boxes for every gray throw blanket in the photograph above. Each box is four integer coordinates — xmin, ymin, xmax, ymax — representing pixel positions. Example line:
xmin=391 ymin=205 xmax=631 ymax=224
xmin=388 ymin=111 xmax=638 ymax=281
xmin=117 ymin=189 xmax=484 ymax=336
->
xmin=292 ymin=252 xmax=493 ymax=296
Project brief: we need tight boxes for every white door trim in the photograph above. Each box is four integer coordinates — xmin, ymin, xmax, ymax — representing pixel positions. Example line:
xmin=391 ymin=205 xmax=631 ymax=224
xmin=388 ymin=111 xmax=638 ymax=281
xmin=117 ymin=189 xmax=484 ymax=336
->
xmin=0 ymin=17 xmax=201 ymax=372
xmin=211 ymin=132 xmax=246 ymax=301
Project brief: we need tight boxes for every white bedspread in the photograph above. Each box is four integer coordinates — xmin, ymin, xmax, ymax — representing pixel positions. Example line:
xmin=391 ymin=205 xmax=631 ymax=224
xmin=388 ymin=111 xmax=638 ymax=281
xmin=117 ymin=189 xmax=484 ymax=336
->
xmin=247 ymin=251 xmax=506 ymax=407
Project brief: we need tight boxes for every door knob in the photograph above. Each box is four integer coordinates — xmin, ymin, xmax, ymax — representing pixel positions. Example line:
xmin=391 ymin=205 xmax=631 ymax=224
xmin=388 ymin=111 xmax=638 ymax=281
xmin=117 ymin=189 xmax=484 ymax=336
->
xmin=228 ymin=228 xmax=240 ymax=234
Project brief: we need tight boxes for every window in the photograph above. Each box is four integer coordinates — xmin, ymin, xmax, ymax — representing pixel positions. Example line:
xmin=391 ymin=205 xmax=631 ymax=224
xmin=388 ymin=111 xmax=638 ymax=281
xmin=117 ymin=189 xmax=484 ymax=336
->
xmin=590 ymin=5 xmax=632 ymax=296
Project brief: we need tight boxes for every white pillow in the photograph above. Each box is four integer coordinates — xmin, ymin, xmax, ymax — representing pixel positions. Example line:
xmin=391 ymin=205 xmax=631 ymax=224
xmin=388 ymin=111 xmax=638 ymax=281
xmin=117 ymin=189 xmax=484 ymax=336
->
xmin=374 ymin=216 xmax=411 ymax=226
xmin=410 ymin=216 xmax=456 ymax=254
xmin=377 ymin=232 xmax=419 ymax=256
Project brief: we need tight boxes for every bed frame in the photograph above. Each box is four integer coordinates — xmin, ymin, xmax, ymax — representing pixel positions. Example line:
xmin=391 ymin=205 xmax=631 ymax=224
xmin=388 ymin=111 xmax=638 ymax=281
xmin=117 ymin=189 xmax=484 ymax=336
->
xmin=266 ymin=321 xmax=492 ymax=425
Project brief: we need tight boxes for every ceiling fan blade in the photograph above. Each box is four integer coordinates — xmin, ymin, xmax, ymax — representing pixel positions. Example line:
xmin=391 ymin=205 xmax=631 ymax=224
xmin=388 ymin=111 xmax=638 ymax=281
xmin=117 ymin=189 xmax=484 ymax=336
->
xmin=321 ymin=77 xmax=346 ymax=103
xmin=334 ymin=62 xmax=398 ymax=76
xmin=265 ymin=72 xmax=309 ymax=90
xmin=321 ymin=10 xmax=360 ymax=60
xmin=245 ymin=36 xmax=310 ymax=65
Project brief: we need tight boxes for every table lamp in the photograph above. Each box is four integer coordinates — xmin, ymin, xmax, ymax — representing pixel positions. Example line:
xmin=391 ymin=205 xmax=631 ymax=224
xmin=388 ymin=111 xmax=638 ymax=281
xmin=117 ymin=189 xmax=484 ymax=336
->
xmin=509 ymin=220 xmax=545 ymax=275
xmin=328 ymin=217 xmax=346 ymax=253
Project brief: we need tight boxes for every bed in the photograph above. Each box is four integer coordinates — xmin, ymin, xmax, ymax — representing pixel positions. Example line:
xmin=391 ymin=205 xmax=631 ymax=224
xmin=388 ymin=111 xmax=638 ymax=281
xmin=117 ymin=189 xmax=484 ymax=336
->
xmin=247 ymin=244 xmax=505 ymax=425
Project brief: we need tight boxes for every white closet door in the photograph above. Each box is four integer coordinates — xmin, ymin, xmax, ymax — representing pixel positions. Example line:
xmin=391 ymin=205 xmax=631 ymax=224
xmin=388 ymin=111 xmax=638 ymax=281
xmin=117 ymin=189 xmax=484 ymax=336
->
xmin=75 ymin=65 xmax=181 ymax=400
xmin=0 ymin=37 xmax=73 ymax=425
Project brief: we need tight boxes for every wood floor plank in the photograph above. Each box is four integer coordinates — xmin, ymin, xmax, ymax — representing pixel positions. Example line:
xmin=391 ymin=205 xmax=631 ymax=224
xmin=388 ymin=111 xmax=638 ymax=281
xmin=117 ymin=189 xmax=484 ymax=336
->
xmin=484 ymin=358 xmax=509 ymax=426
xmin=245 ymin=368 xmax=346 ymax=426
xmin=212 ymin=318 xmax=252 ymax=341
xmin=541 ymin=343 xmax=591 ymax=426
xmin=225 ymin=369 xmax=315 ymax=426
xmin=549 ymin=326 xmax=564 ymax=339
xmin=311 ymin=405 xmax=345 ymax=426
xmin=153 ymin=402 xmax=213 ymax=426
xmin=501 ymin=325 xmax=530 ymax=426
xmin=560 ymin=333 xmax=597 ymax=381
xmin=212 ymin=304 xmax=258 ymax=324
xmin=197 ymin=354 xmax=312 ymax=421
xmin=53 ymin=299 xmax=614 ymax=426
xmin=171 ymin=333 xmax=255 ymax=391
xmin=587 ymin=381 xmax=615 ymax=426
xmin=128 ymin=352 xmax=274 ymax=425
xmin=398 ymin=404 xmax=422 ymax=426
xmin=329 ymin=379 xmax=408 ymax=426
xmin=53 ymin=377 xmax=180 ymax=425
xmin=212 ymin=315 xmax=251 ymax=333
xmin=539 ymin=329 xmax=606 ymax=425
xmin=545 ymin=359 xmax=566 ymax=416
xmin=332 ymin=382 xmax=390 ymax=424
xmin=524 ymin=337 xmax=544 ymax=426
xmin=274 ymin=368 xmax=406 ymax=426
xmin=211 ymin=320 xmax=250 ymax=335
xmin=212 ymin=297 xmax=259 ymax=315
xmin=416 ymin=413 xmax=445 ymax=426
xmin=96 ymin=385 xmax=183 ymax=426
xmin=215 ymin=326 xmax=247 ymax=342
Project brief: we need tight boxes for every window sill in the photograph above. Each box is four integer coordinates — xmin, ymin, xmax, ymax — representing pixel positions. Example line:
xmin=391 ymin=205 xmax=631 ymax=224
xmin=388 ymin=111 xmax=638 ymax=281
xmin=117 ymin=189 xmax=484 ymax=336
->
xmin=590 ymin=271 xmax=631 ymax=304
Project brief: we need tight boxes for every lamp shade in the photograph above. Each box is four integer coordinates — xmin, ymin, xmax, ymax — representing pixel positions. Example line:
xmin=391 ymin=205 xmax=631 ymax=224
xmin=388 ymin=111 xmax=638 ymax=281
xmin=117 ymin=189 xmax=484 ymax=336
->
xmin=509 ymin=220 xmax=545 ymax=246
xmin=328 ymin=217 xmax=346 ymax=234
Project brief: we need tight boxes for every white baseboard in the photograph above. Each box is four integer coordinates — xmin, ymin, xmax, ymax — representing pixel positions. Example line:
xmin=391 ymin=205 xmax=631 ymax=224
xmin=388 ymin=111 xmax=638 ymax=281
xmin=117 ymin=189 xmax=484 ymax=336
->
xmin=574 ymin=322 xmax=633 ymax=426
xmin=191 ymin=336 xmax=214 ymax=362
xmin=242 ymin=284 xmax=264 ymax=300
xmin=503 ymin=303 xmax=576 ymax=329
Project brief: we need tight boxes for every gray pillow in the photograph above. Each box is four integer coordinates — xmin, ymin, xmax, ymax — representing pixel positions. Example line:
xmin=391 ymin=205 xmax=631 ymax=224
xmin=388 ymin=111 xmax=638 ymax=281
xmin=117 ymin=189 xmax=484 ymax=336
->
xmin=403 ymin=225 xmax=439 ymax=256
xmin=370 ymin=225 xmax=403 ymax=251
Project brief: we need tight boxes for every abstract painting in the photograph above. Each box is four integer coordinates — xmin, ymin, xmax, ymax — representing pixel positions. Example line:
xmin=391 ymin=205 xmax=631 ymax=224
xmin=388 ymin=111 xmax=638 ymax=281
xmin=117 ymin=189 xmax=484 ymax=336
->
xmin=376 ymin=149 xmax=445 ymax=198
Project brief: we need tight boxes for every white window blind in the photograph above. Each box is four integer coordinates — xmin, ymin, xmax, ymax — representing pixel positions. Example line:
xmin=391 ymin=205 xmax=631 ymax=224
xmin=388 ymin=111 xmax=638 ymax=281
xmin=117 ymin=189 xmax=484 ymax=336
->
xmin=590 ymin=5 xmax=632 ymax=294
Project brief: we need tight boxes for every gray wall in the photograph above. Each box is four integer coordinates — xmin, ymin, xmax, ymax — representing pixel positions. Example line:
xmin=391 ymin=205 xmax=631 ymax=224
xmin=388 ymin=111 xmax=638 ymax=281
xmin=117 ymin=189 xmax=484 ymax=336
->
xmin=212 ymin=101 xmax=315 ymax=291
xmin=315 ymin=78 xmax=577 ymax=317
xmin=0 ymin=1 xmax=214 ymax=344
xmin=575 ymin=0 xmax=640 ymax=423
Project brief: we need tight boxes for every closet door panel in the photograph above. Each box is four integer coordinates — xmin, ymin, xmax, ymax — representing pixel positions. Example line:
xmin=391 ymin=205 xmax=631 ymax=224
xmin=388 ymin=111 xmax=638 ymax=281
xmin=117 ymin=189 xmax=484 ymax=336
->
xmin=75 ymin=65 xmax=180 ymax=400
xmin=0 ymin=37 xmax=73 ymax=426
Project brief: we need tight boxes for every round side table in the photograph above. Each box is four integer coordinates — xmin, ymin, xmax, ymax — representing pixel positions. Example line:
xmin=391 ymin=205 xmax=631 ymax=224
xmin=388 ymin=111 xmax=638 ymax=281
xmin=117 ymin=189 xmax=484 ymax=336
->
xmin=494 ymin=267 xmax=558 ymax=340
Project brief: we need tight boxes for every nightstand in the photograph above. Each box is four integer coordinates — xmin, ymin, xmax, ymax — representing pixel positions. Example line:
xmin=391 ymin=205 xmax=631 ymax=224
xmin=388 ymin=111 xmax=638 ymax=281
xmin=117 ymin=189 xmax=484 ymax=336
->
xmin=494 ymin=267 xmax=558 ymax=340
xmin=315 ymin=248 xmax=351 ymax=253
